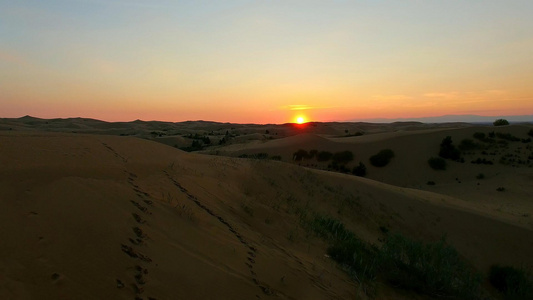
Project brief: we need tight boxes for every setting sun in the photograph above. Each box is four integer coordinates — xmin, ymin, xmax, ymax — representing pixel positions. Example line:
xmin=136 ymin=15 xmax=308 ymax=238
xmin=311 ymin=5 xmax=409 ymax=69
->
xmin=296 ymin=117 xmax=305 ymax=124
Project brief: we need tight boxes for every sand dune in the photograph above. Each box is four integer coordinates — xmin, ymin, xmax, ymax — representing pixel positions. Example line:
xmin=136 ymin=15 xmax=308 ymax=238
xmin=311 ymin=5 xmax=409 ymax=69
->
xmin=1 ymin=128 xmax=532 ymax=299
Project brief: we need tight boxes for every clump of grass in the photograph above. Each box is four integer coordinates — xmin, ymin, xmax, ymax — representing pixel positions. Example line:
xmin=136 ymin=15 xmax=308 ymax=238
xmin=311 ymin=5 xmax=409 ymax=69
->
xmin=306 ymin=215 xmax=482 ymax=298
xmin=489 ymin=265 xmax=533 ymax=299
xmin=369 ymin=149 xmax=395 ymax=167
xmin=306 ymin=215 xmax=378 ymax=284
xmin=428 ymin=157 xmax=447 ymax=170
xmin=380 ymin=234 xmax=482 ymax=299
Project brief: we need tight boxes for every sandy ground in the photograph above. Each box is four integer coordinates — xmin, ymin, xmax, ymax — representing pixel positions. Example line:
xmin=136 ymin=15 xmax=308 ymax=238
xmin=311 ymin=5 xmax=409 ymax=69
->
xmin=1 ymin=119 xmax=533 ymax=299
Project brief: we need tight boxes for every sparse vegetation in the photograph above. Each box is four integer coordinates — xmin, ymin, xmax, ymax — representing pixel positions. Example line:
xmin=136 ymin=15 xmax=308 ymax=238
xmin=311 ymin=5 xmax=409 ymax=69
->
xmin=332 ymin=151 xmax=354 ymax=165
xmin=497 ymin=132 xmax=521 ymax=142
xmin=317 ymin=151 xmax=333 ymax=162
xmin=352 ymin=162 xmax=367 ymax=177
xmin=473 ymin=132 xmax=486 ymax=140
xmin=293 ymin=149 xmax=309 ymax=161
xmin=494 ymin=119 xmax=510 ymax=126
xmin=428 ymin=157 xmax=447 ymax=170
xmin=306 ymin=215 xmax=482 ymax=298
xmin=380 ymin=234 xmax=482 ymax=299
xmin=369 ymin=149 xmax=394 ymax=167
xmin=471 ymin=158 xmax=493 ymax=165
xmin=439 ymin=136 xmax=461 ymax=161
xmin=489 ymin=265 xmax=533 ymax=300
xmin=459 ymin=139 xmax=484 ymax=151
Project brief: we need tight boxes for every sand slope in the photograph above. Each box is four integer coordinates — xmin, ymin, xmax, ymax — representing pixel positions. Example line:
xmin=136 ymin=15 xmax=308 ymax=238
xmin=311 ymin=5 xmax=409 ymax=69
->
xmin=1 ymin=131 xmax=533 ymax=299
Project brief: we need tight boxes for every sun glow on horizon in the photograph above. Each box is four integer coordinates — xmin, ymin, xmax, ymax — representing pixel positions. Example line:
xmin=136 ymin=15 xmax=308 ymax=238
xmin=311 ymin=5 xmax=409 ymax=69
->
xmin=296 ymin=116 xmax=305 ymax=124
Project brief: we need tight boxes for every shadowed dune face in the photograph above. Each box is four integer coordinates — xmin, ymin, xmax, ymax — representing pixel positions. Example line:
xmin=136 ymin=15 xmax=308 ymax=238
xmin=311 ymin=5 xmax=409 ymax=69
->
xmin=1 ymin=130 xmax=533 ymax=299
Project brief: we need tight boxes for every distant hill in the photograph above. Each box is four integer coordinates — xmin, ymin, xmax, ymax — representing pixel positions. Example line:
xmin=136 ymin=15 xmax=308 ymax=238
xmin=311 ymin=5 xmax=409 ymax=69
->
xmin=353 ymin=114 xmax=533 ymax=123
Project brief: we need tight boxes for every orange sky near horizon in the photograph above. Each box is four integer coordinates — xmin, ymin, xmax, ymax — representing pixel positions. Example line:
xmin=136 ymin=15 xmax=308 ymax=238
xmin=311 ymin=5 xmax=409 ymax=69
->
xmin=1 ymin=1 xmax=533 ymax=124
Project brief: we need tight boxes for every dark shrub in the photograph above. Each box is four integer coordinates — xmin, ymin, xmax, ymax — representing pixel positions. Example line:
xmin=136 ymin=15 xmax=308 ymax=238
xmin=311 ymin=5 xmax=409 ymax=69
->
xmin=426 ymin=181 xmax=436 ymax=185
xmin=473 ymin=132 xmax=486 ymax=140
xmin=369 ymin=149 xmax=394 ymax=167
xmin=494 ymin=119 xmax=510 ymax=126
xmin=352 ymin=162 xmax=367 ymax=177
xmin=317 ymin=151 xmax=333 ymax=161
xmin=252 ymin=153 xmax=268 ymax=159
xmin=471 ymin=158 xmax=493 ymax=165
xmin=497 ymin=132 xmax=520 ymax=142
xmin=293 ymin=149 xmax=309 ymax=161
xmin=459 ymin=139 xmax=483 ymax=151
xmin=309 ymin=149 xmax=318 ymax=159
xmin=428 ymin=157 xmax=447 ymax=170
xmin=489 ymin=265 xmax=533 ymax=299
xmin=528 ymin=129 xmax=533 ymax=137
xmin=476 ymin=173 xmax=485 ymax=179
xmin=332 ymin=151 xmax=354 ymax=165
xmin=270 ymin=155 xmax=282 ymax=161
xmin=439 ymin=136 xmax=461 ymax=161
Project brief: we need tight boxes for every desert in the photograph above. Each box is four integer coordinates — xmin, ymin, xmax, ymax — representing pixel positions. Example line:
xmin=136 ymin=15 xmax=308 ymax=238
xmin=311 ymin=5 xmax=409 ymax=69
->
xmin=1 ymin=117 xmax=532 ymax=299
xmin=3 ymin=1 xmax=533 ymax=299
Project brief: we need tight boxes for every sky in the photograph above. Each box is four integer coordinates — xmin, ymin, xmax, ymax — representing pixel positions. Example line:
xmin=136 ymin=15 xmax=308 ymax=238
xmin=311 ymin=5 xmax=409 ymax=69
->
xmin=1 ymin=0 xmax=533 ymax=124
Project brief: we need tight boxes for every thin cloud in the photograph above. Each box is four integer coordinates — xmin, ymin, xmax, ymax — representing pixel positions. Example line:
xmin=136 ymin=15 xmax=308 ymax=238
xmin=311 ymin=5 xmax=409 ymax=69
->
xmin=279 ymin=104 xmax=338 ymax=111
xmin=371 ymin=94 xmax=413 ymax=101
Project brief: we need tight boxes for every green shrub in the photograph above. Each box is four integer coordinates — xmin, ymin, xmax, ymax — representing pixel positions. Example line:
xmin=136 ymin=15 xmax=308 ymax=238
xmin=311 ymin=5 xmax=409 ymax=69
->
xmin=317 ymin=151 xmax=333 ymax=161
xmin=494 ymin=119 xmax=510 ymax=126
xmin=369 ymin=149 xmax=394 ymax=167
xmin=489 ymin=265 xmax=533 ymax=299
xmin=428 ymin=157 xmax=447 ymax=170
xmin=380 ymin=234 xmax=482 ymax=299
xmin=352 ymin=162 xmax=367 ymax=177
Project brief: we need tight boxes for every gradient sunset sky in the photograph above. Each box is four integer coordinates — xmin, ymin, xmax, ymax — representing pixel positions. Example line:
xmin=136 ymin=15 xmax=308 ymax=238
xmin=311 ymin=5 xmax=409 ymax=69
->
xmin=2 ymin=1 xmax=532 ymax=123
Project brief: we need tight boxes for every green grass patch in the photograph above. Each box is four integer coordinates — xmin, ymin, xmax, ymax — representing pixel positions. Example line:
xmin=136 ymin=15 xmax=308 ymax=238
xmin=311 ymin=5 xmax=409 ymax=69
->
xmin=380 ymin=234 xmax=482 ymax=299
xmin=305 ymin=215 xmax=482 ymax=298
